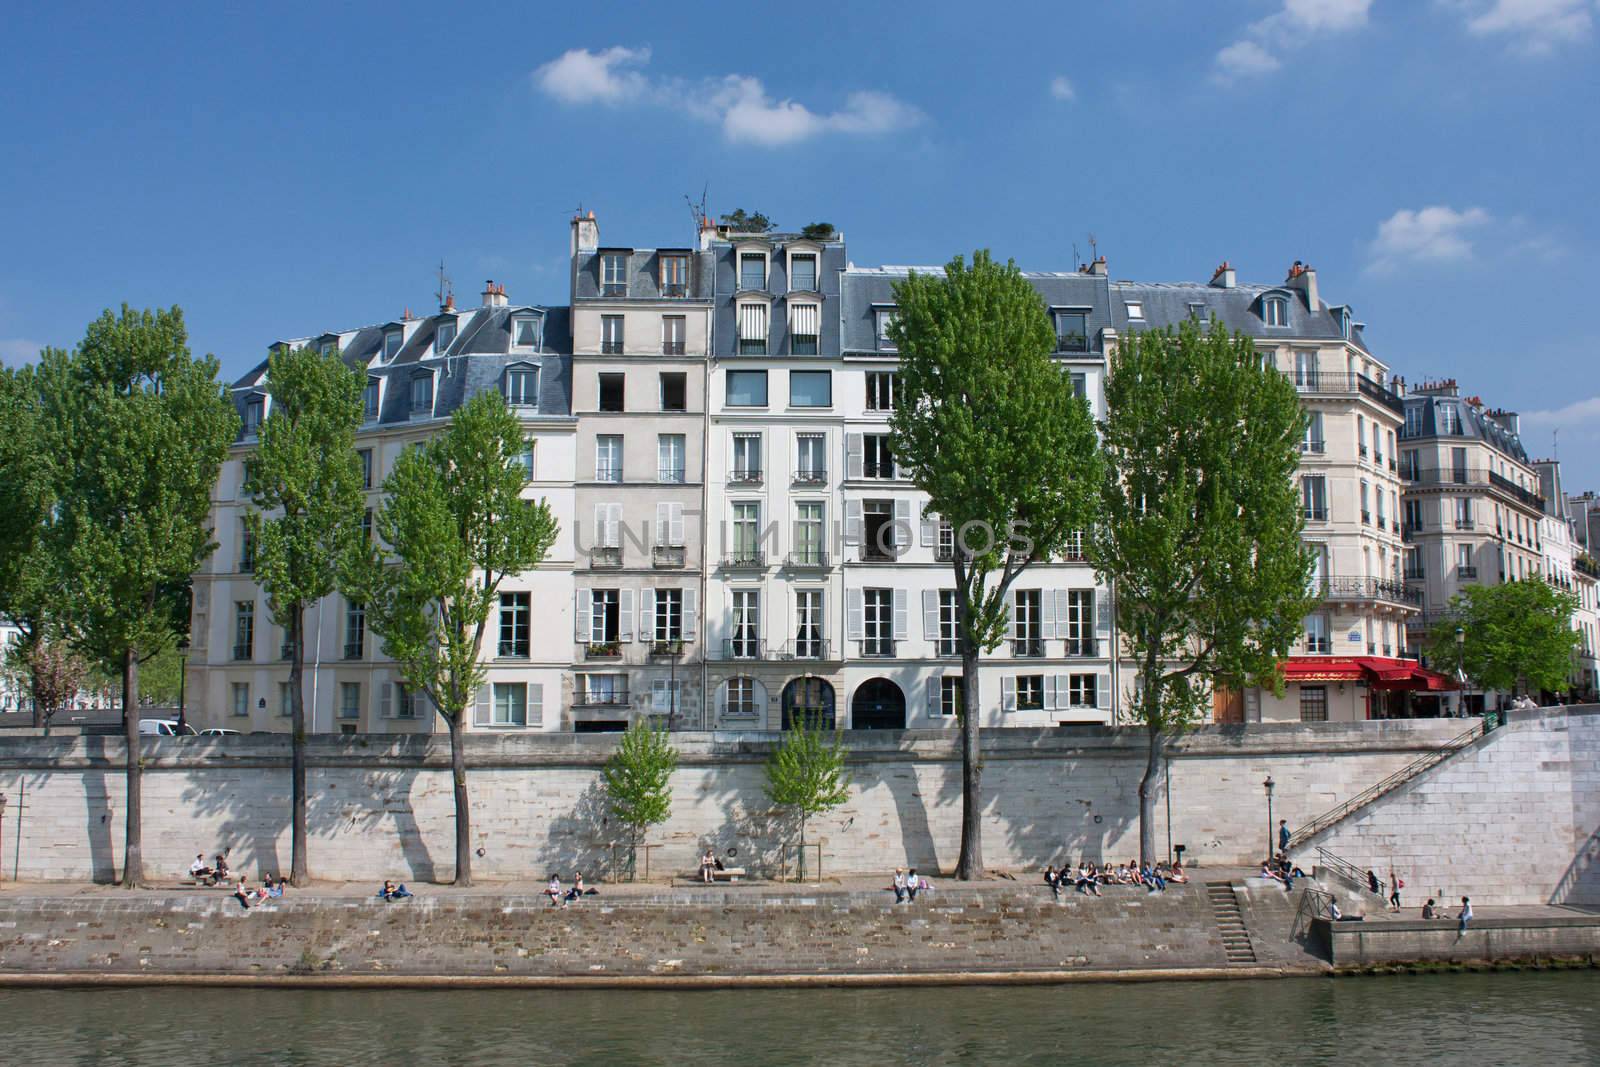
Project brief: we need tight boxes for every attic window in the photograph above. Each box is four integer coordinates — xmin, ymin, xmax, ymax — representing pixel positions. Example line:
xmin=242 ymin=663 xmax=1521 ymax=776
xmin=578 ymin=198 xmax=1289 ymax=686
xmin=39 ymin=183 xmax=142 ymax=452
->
xmin=513 ymin=315 xmax=541 ymax=349
xmin=363 ymin=377 xmax=380 ymax=420
xmin=435 ymin=320 xmax=456 ymax=354
xmin=601 ymin=253 xmax=628 ymax=297
xmin=505 ymin=366 xmax=539 ymax=406
xmin=1054 ymin=310 xmax=1088 ymax=353
xmin=319 ymin=340 xmax=337 ymax=357
xmin=244 ymin=398 xmax=264 ymax=433
xmin=1263 ymin=296 xmax=1288 ymax=327
xmin=1339 ymin=308 xmax=1352 ymax=339
xmin=1125 ymin=301 xmax=1144 ymax=321
xmin=1187 ymin=302 xmax=1206 ymax=320
xmin=660 ymin=254 xmax=689 ymax=297
xmin=409 ymin=373 xmax=433 ymax=416
xmin=875 ymin=309 xmax=898 ymax=348
xmin=383 ymin=330 xmax=402 ymax=361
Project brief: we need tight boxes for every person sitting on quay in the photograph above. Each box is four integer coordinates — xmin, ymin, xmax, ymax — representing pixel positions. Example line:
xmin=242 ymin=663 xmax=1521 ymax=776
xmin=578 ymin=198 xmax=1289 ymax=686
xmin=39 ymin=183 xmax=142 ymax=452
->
xmin=1076 ymin=864 xmax=1102 ymax=896
xmin=1457 ymin=896 xmax=1473 ymax=936
xmin=212 ymin=852 xmax=230 ymax=885
xmin=546 ymin=875 xmax=562 ymax=906
xmin=262 ymin=874 xmax=285 ymax=899
xmin=378 ymin=879 xmax=413 ymax=901
xmin=1166 ymin=860 xmax=1189 ymax=885
xmin=892 ymin=867 xmax=909 ymax=904
xmin=1142 ymin=863 xmax=1166 ymax=893
xmin=1044 ymin=865 xmax=1061 ymax=901
xmin=562 ymin=872 xmax=592 ymax=907
xmin=1422 ymin=898 xmax=1437 ymax=920
xmin=189 ymin=854 xmax=214 ymax=884
xmin=700 ymin=849 xmax=717 ymax=885
xmin=906 ymin=868 xmax=921 ymax=902
xmin=233 ymin=879 xmax=267 ymax=909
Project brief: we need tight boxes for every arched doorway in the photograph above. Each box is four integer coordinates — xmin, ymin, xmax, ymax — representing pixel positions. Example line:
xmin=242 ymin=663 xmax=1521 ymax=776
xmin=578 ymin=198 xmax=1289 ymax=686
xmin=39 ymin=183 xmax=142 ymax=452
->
xmin=851 ymin=677 xmax=906 ymax=730
xmin=781 ymin=677 xmax=835 ymax=729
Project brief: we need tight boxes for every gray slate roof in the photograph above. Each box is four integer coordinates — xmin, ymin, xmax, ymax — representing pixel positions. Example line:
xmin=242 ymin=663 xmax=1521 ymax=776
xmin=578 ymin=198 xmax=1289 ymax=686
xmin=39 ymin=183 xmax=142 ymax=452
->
xmin=1400 ymin=392 xmax=1529 ymax=462
xmin=1110 ymin=280 xmax=1372 ymax=354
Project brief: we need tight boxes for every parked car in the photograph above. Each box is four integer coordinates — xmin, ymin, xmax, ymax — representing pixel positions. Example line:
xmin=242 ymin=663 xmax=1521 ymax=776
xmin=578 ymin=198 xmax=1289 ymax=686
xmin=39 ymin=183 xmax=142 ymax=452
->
xmin=138 ymin=719 xmax=197 ymax=736
xmin=198 ymin=728 xmax=240 ymax=736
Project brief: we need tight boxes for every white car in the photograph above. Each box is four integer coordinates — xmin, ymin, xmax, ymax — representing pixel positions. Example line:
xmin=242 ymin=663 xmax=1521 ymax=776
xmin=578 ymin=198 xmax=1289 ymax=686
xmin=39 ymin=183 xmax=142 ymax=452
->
xmin=138 ymin=719 xmax=197 ymax=736
xmin=198 ymin=728 xmax=241 ymax=737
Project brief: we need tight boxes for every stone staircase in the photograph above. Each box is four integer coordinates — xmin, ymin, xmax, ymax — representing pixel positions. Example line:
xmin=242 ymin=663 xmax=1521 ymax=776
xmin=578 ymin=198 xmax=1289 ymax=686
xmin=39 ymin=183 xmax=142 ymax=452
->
xmin=1206 ymin=881 xmax=1257 ymax=964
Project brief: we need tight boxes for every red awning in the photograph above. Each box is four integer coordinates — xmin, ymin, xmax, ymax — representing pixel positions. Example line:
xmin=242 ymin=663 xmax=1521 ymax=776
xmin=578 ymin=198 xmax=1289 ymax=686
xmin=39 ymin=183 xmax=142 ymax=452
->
xmin=1280 ymin=657 xmax=1365 ymax=682
xmin=1280 ymin=656 xmax=1460 ymax=691
xmin=1355 ymin=657 xmax=1416 ymax=682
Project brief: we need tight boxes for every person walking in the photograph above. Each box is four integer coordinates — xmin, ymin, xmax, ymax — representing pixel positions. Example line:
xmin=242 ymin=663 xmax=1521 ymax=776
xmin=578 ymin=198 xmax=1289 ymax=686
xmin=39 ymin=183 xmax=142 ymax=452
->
xmin=1457 ymin=896 xmax=1473 ymax=936
xmin=1388 ymin=869 xmax=1402 ymax=911
xmin=1278 ymin=819 xmax=1291 ymax=853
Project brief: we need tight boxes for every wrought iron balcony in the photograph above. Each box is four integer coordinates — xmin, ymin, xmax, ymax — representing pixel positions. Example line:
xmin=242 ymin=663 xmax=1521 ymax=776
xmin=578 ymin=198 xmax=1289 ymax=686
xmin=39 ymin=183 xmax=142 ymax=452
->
xmin=343 ymin=641 xmax=364 ymax=661
xmin=785 ymin=549 xmax=829 ymax=569
xmin=1305 ymin=637 xmax=1332 ymax=654
xmin=661 ymin=340 xmax=685 ymax=355
xmin=1315 ymin=576 xmax=1422 ymax=606
xmin=778 ymin=639 xmax=834 ymax=662
xmin=575 ymin=685 xmax=629 ymax=707
xmin=649 ymin=639 xmax=686 ymax=658
xmin=600 ymin=340 xmax=624 ymax=354
xmin=584 ymin=641 xmax=622 ymax=660
xmin=1457 ymin=565 xmax=1478 ymax=579
xmin=233 ymin=644 xmax=253 ymax=662
xmin=792 ymin=467 xmax=827 ymax=485
xmin=728 ymin=467 xmax=763 ymax=486
xmin=723 ymin=550 xmax=766 ymax=569
xmin=1065 ymin=638 xmax=1099 ymax=658
xmin=857 ymin=638 xmax=896 ymax=659
xmin=652 ymin=545 xmax=686 ymax=568
xmin=1011 ymin=637 xmax=1046 ymax=658
xmin=1299 ymin=440 xmax=1326 ymax=455
xmin=661 ymin=283 xmax=688 ymax=298
xmin=590 ymin=547 xmax=623 ymax=569
xmin=721 ymin=638 xmax=767 ymax=661
xmin=496 ymin=641 xmax=528 ymax=659
xmin=280 ymin=642 xmax=294 ymax=662
xmin=1055 ymin=333 xmax=1090 ymax=354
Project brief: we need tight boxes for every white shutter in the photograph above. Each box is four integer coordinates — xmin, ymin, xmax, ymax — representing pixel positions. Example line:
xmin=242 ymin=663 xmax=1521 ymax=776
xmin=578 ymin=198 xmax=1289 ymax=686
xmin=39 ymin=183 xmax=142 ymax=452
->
xmin=1096 ymin=671 xmax=1112 ymax=710
xmin=738 ymin=303 xmax=767 ymax=341
xmin=1006 ymin=594 xmax=1017 ymax=639
xmin=1002 ymin=676 xmax=1017 ymax=713
xmin=846 ymin=433 xmax=864 ymax=479
xmin=920 ymin=507 xmax=936 ymax=548
xmin=1054 ymin=590 xmax=1070 ymax=645
xmin=1053 ymin=674 xmax=1070 ymax=711
xmin=892 ymin=589 xmax=909 ymax=641
xmin=607 ymin=503 xmax=623 ymax=548
xmin=472 ymin=685 xmax=491 ymax=727
xmin=789 ymin=303 xmax=818 ymax=335
xmin=1096 ymin=589 xmax=1112 ymax=638
xmin=528 ymin=683 xmax=544 ymax=727
xmin=846 ymin=588 xmax=864 ymax=640
xmin=642 ymin=588 xmax=656 ymax=642
xmin=575 ymin=589 xmax=591 ymax=641
xmin=683 ymin=588 xmax=698 ymax=639
xmin=380 ymin=682 xmax=393 ymax=719
xmin=922 ymin=590 xmax=939 ymax=640
xmin=669 ymin=503 xmax=684 ymax=546
xmin=844 ymin=499 xmax=862 ymax=545
xmin=927 ymin=679 xmax=941 ymax=720
xmin=894 ymin=498 xmax=912 ymax=553
xmin=593 ymin=503 xmax=608 ymax=549
xmin=652 ymin=678 xmax=670 ymax=713
xmin=1041 ymin=589 xmax=1058 ymax=640
xmin=1044 ymin=676 xmax=1057 ymax=711
xmin=656 ymin=502 xmax=670 ymax=546
xmin=619 ymin=589 xmax=634 ymax=642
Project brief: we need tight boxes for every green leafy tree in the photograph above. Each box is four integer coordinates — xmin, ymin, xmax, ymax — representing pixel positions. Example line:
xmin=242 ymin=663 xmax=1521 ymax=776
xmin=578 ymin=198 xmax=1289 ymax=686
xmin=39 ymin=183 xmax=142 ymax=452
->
xmin=719 ymin=208 xmax=775 ymax=233
xmin=1092 ymin=318 xmax=1315 ymax=864
xmin=800 ymin=222 xmax=835 ymax=240
xmin=136 ymin=641 xmax=187 ymax=707
xmin=244 ymin=345 xmax=366 ymax=884
xmin=1 ymin=638 xmax=87 ymax=734
xmin=348 ymin=391 xmax=558 ymax=885
xmin=764 ymin=716 xmax=850 ymax=881
xmin=1428 ymin=580 xmax=1579 ymax=697
xmin=0 ymin=364 xmax=64 ymax=728
xmin=602 ymin=719 xmax=678 ymax=880
xmin=887 ymin=250 xmax=1103 ymax=879
xmin=36 ymin=306 xmax=239 ymax=886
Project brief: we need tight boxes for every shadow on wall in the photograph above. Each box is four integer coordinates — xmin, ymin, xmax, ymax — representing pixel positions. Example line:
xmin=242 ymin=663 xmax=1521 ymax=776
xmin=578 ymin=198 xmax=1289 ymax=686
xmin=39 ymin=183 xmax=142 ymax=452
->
xmin=998 ymin=750 xmax=1139 ymax=871
xmin=543 ymin=776 xmax=618 ymax=881
xmin=1549 ymin=826 xmax=1600 ymax=908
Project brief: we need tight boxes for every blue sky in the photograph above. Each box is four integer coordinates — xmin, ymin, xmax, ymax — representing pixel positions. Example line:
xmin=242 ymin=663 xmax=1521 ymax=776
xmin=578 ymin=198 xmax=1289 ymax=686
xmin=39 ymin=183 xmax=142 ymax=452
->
xmin=2 ymin=1 xmax=1596 ymax=482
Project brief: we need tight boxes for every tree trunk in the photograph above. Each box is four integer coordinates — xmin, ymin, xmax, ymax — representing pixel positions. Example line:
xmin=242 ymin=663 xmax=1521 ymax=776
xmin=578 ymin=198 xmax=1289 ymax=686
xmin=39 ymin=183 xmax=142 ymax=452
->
xmin=120 ymin=646 xmax=143 ymax=888
xmin=289 ymin=604 xmax=309 ymax=886
xmin=449 ymin=713 xmax=472 ymax=886
xmin=956 ymin=644 xmax=983 ymax=879
xmin=798 ymin=813 xmax=807 ymax=883
xmin=1136 ymin=719 xmax=1162 ymax=867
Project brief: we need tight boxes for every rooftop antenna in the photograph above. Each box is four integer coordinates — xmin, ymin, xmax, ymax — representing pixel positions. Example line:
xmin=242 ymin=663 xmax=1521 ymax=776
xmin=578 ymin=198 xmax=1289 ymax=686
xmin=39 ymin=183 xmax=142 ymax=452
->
xmin=1553 ymin=427 xmax=1559 ymax=461
xmin=1072 ymin=241 xmax=1081 ymax=270
xmin=434 ymin=260 xmax=453 ymax=309
xmin=1087 ymin=233 xmax=1099 ymax=262
xmin=685 ymin=184 xmax=710 ymax=231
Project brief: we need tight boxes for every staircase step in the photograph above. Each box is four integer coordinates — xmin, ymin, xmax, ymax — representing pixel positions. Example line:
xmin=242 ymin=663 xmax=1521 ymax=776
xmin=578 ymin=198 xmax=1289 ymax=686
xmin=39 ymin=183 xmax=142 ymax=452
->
xmin=1205 ymin=880 xmax=1257 ymax=964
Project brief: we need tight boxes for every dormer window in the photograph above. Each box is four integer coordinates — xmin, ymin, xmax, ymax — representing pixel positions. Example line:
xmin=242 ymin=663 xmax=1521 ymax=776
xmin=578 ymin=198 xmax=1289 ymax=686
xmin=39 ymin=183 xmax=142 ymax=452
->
xmin=1263 ymin=296 xmax=1288 ymax=327
xmin=739 ymin=252 xmax=767 ymax=291
xmin=789 ymin=253 xmax=818 ymax=292
xmin=363 ymin=377 xmax=380 ymax=420
xmin=789 ymin=303 xmax=819 ymax=355
xmin=875 ymin=308 xmax=898 ymax=349
xmin=243 ymin=397 xmax=264 ymax=434
xmin=505 ymin=365 xmax=540 ymax=407
xmin=1339 ymin=308 xmax=1352 ymax=339
xmin=435 ymin=320 xmax=456 ymax=354
xmin=319 ymin=339 xmax=338 ymax=357
xmin=383 ymin=330 xmax=403 ymax=361
xmin=1125 ymin=301 xmax=1145 ymax=321
xmin=409 ymin=373 xmax=434 ymax=416
xmin=737 ymin=302 xmax=768 ymax=356
xmin=1054 ymin=310 xmax=1089 ymax=353
xmin=660 ymin=253 xmax=689 ymax=297
xmin=512 ymin=314 xmax=542 ymax=350
xmin=601 ymin=252 xmax=628 ymax=297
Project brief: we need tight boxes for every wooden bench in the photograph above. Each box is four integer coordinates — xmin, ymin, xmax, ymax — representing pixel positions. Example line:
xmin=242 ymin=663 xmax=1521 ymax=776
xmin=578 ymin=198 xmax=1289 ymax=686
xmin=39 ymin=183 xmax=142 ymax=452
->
xmin=710 ymin=867 xmax=747 ymax=883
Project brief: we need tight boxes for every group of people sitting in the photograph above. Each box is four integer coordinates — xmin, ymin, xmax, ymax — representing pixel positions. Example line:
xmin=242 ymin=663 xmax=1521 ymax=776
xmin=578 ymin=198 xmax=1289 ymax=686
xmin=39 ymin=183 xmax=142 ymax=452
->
xmin=232 ymin=874 xmax=286 ymax=909
xmin=1044 ymin=859 xmax=1188 ymax=898
xmin=189 ymin=852 xmax=231 ymax=887
xmin=545 ymin=873 xmax=597 ymax=907
xmin=378 ymin=880 xmax=414 ymax=901
xmin=891 ymin=867 xmax=930 ymax=902
xmin=1260 ymin=853 xmax=1306 ymax=891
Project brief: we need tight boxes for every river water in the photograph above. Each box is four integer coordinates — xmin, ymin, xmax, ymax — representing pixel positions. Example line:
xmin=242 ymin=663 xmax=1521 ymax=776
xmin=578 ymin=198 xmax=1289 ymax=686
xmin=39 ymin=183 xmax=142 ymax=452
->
xmin=2 ymin=973 xmax=1596 ymax=1065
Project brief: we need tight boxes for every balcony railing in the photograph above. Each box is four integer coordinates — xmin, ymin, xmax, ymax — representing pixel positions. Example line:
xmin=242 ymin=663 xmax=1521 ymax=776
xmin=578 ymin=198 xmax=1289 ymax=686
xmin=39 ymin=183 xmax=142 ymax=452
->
xmin=1065 ymin=638 xmax=1099 ymax=658
xmin=935 ymin=545 xmax=956 ymax=562
xmin=343 ymin=641 xmax=364 ymax=661
xmin=1455 ymin=519 xmax=1474 ymax=530
xmin=793 ymin=468 xmax=827 ymax=485
xmin=1577 ymin=556 xmax=1600 ymax=580
xmin=596 ymin=467 xmax=623 ymax=484
xmin=1315 ymin=576 xmax=1422 ymax=606
xmin=1405 ymin=467 xmax=1546 ymax=510
xmin=662 ymin=340 xmax=685 ymax=355
xmin=1403 ymin=567 xmax=1426 ymax=581
xmin=785 ymin=550 xmax=829 ymax=569
xmin=1011 ymin=637 xmax=1046 ymax=658
xmin=652 ymin=545 xmax=686 ymax=568
xmin=1457 ymin=565 xmax=1478 ymax=579
xmin=857 ymin=638 xmax=896 ymax=659
xmin=233 ymin=644 xmax=253 ymax=662
xmin=1304 ymin=507 xmax=1328 ymax=521
xmin=661 ymin=283 xmax=688 ymax=298
xmin=1055 ymin=333 xmax=1090 ymax=354
xmin=496 ymin=641 xmax=529 ymax=659
xmin=721 ymin=638 xmax=767 ymax=661
xmin=575 ymin=686 xmax=630 ymax=708
xmin=1361 ymin=510 xmax=1372 ymax=525
xmin=649 ymin=639 xmax=685 ymax=658
xmin=658 ymin=466 xmax=685 ymax=484
xmin=1359 ymin=444 xmax=1368 ymax=458
xmin=591 ymin=547 xmax=623 ymax=569
xmin=1306 ymin=637 xmax=1332 ymax=654
xmin=1287 ymin=371 xmax=1405 ymax=413
xmin=1299 ymin=440 xmax=1326 ymax=454
xmin=584 ymin=641 xmax=622 ymax=660
xmin=723 ymin=550 xmax=766 ymax=569
xmin=601 ymin=340 xmax=624 ymax=354
xmin=729 ymin=467 xmax=763 ymax=486
xmin=778 ymin=639 xmax=834 ymax=662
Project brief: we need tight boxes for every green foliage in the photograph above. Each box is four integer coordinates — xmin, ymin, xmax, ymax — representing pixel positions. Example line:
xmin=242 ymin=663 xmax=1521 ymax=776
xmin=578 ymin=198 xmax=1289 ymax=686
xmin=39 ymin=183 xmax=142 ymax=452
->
xmin=349 ymin=390 xmax=559 ymax=723
xmin=1427 ymin=580 xmax=1580 ymax=694
xmin=719 ymin=208 xmax=775 ymax=233
xmin=136 ymin=642 xmax=186 ymax=706
xmin=245 ymin=345 xmax=366 ymax=636
xmin=0 ymin=365 xmax=55 ymax=644
xmin=800 ymin=222 xmax=835 ymax=240
xmin=602 ymin=719 xmax=679 ymax=851
xmin=765 ymin=716 xmax=850 ymax=881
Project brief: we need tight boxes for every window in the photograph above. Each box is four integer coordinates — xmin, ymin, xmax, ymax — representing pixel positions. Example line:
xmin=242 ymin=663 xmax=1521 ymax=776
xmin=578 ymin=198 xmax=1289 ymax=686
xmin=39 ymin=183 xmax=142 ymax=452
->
xmin=1066 ymin=589 xmax=1094 ymax=655
xmin=862 ymin=499 xmax=898 ymax=561
xmin=730 ymin=589 xmax=761 ymax=658
xmin=1125 ymin=301 xmax=1144 ymax=321
xmin=358 ymin=448 xmax=373 ymax=489
xmin=279 ymin=682 xmax=293 ymax=718
xmin=492 ymin=683 xmax=528 ymax=726
xmin=794 ymin=501 xmax=824 ymax=565
xmin=409 ymin=374 xmax=433 ymax=415
xmin=1438 ymin=404 xmax=1460 ymax=435
xmin=1302 ymin=476 xmax=1328 ymax=521
xmin=789 ymin=303 xmax=819 ymax=354
xmin=864 ymin=434 xmax=895 ymax=479
xmin=739 ymin=252 xmax=766 ymax=291
xmin=344 ymin=600 xmax=365 ymax=659
xmin=435 ymin=320 xmax=456 ymax=353
xmin=654 ymin=588 xmax=684 ymax=643
xmin=1055 ymin=310 xmax=1088 ymax=352
xmin=794 ymin=589 xmax=824 ymax=658
xmin=1404 ymin=405 xmax=1423 ymax=437
xmin=795 ymin=433 xmax=826 ymax=482
xmin=726 ymin=369 xmax=768 ymax=407
xmin=383 ymin=329 xmax=403 ymax=361
xmin=1305 ymin=613 xmax=1330 ymax=654
xmin=662 ymin=315 xmax=686 ymax=355
xmin=1069 ymin=373 xmax=1087 ymax=400
xmin=659 ymin=372 xmax=687 ymax=412
xmin=727 ymin=677 xmax=759 ymax=716
xmin=939 ymin=675 xmax=964 ymax=717
xmin=1293 ymin=350 xmax=1319 ymax=388
xmin=737 ymin=303 xmax=768 ymax=355
xmin=938 ymin=590 xmax=960 ymax=657
xmin=598 ymin=315 xmax=626 ymax=356
xmin=1013 ymin=589 xmax=1042 ymax=656
xmin=1455 ymin=497 xmax=1473 ymax=529
xmin=499 ymin=591 xmax=530 ymax=658
xmin=732 ymin=433 xmax=762 ymax=482
xmin=658 ymin=434 xmax=685 ymax=483
xmin=1357 ymin=414 xmax=1367 ymax=458
xmin=1376 ymin=490 xmax=1386 ymax=528
xmin=319 ymin=339 xmax=337 ymax=357
xmin=598 ymin=372 xmax=625 ymax=412
xmin=1360 ymin=479 xmax=1370 ymax=524
xmin=595 ymin=435 xmax=623 ymax=482
xmin=244 ymin=398 xmax=264 ymax=434
xmin=875 ymin=309 xmax=897 ymax=347
xmin=864 ymin=588 xmax=894 ymax=656
xmin=363 ymin=377 xmax=380 ymax=420
xmin=865 ymin=371 xmax=897 ymax=412
xmin=1303 ymin=411 xmax=1325 ymax=452
xmin=789 ymin=370 xmax=831 ymax=408
xmin=938 ymin=519 xmax=957 ymax=561
xmin=514 ymin=438 xmax=534 ymax=482
xmin=1401 ymin=449 xmax=1420 ymax=479
xmin=233 ymin=601 xmax=254 ymax=660
xmin=1263 ymin=296 xmax=1288 ymax=327
xmin=590 ymin=589 xmax=620 ymax=644
xmin=789 ymin=253 xmax=817 ymax=291
xmin=728 ymin=502 xmax=764 ymax=566
xmin=239 ymin=526 xmax=255 ymax=572
xmin=581 ymin=674 xmax=626 ymax=707
xmin=361 ymin=508 xmax=373 ymax=543
xmin=340 ymin=682 xmax=362 ymax=721
xmin=660 ymin=253 xmax=689 ymax=297
xmin=655 ymin=501 xmax=685 ymax=548
xmin=232 ymin=682 xmax=250 ymax=718
xmin=506 ymin=367 xmax=539 ymax=406
xmin=1015 ymin=675 xmax=1045 ymax=711
xmin=1067 ymin=674 xmax=1097 ymax=708
xmin=601 ymin=253 xmax=628 ymax=296
xmin=1299 ymin=685 xmax=1328 ymax=722
xmin=1451 ymin=447 xmax=1468 ymax=484
xmin=1373 ymin=422 xmax=1383 ymax=465
xmin=513 ymin=315 xmax=542 ymax=349
xmin=1404 ymin=548 xmax=1423 ymax=580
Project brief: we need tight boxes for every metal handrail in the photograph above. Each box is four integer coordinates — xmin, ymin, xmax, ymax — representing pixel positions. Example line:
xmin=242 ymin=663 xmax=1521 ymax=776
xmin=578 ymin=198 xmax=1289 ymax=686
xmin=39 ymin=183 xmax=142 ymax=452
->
xmin=1312 ymin=846 xmax=1388 ymax=898
xmin=1285 ymin=719 xmax=1490 ymax=851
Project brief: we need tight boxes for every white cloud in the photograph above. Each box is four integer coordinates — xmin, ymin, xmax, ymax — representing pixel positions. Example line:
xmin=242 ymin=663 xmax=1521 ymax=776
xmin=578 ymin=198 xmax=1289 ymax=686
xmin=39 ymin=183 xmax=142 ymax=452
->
xmin=533 ymin=46 xmax=651 ymax=105
xmin=533 ymin=47 xmax=922 ymax=147
xmin=1522 ymin=395 xmax=1600 ymax=452
xmin=1049 ymin=76 xmax=1076 ymax=101
xmin=1368 ymin=205 xmax=1491 ymax=272
xmin=0 ymin=338 xmax=42 ymax=367
xmin=1214 ymin=0 xmax=1373 ymax=80
xmin=1449 ymin=0 xmax=1596 ymax=54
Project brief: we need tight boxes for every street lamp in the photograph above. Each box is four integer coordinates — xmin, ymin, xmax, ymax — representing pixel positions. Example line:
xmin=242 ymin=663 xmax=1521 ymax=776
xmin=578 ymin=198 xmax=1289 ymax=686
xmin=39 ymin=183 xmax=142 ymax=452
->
xmin=176 ymin=638 xmax=191 ymax=735
xmin=1263 ymin=775 xmax=1276 ymax=862
xmin=1455 ymin=625 xmax=1467 ymax=718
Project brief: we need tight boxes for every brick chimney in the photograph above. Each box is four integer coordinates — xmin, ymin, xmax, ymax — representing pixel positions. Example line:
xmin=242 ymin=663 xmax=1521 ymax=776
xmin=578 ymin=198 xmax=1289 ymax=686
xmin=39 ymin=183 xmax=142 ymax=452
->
xmin=482 ymin=280 xmax=508 ymax=308
xmin=1284 ymin=260 xmax=1319 ymax=311
xmin=571 ymin=209 xmax=599 ymax=256
xmin=1209 ymin=261 xmax=1235 ymax=288
xmin=1086 ymin=255 xmax=1108 ymax=277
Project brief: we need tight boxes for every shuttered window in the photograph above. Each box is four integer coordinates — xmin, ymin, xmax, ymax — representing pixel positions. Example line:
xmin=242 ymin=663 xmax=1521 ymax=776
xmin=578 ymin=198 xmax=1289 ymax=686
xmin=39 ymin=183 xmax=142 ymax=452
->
xmin=738 ymin=304 xmax=768 ymax=355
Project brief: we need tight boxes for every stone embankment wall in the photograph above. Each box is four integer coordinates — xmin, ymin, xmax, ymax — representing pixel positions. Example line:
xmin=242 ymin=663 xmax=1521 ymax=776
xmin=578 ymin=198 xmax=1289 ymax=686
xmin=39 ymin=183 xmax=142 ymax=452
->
xmin=1293 ymin=708 xmax=1600 ymax=908
xmin=0 ymin=719 xmax=1474 ymax=884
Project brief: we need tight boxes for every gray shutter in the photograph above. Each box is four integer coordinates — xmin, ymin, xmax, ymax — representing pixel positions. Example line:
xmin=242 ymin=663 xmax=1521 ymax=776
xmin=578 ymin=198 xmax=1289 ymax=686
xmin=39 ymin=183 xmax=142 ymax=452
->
xmin=922 ymin=589 xmax=939 ymax=640
xmin=920 ymin=506 xmax=936 ymax=548
xmin=846 ymin=588 xmax=864 ymax=640
xmin=1096 ymin=589 xmax=1112 ymax=638
xmin=683 ymin=587 xmax=698 ymax=639
xmin=893 ymin=498 xmax=912 ymax=553
xmin=669 ymin=502 xmax=684 ymax=546
xmin=656 ymin=502 xmax=669 ymax=546
xmin=1054 ymin=590 xmax=1070 ymax=644
xmin=642 ymin=588 xmax=656 ymax=642
xmin=528 ymin=683 xmax=544 ymax=727
xmin=575 ymin=588 xmax=591 ymax=642
xmin=1040 ymin=589 xmax=1056 ymax=640
xmin=1001 ymin=676 xmax=1016 ymax=713
xmin=1053 ymin=674 xmax=1070 ymax=711
xmin=619 ymin=588 xmax=634 ymax=642
xmin=927 ymin=678 xmax=941 ymax=719
xmin=1096 ymin=671 xmax=1112 ymax=710
xmin=844 ymin=498 xmax=862 ymax=545
xmin=1006 ymin=593 xmax=1017 ymax=640
xmin=846 ymin=433 xmax=864 ymax=479
xmin=379 ymin=682 xmax=393 ymax=719
xmin=472 ymin=685 xmax=491 ymax=727
xmin=593 ymin=503 xmax=608 ymax=549
xmin=892 ymin=589 xmax=908 ymax=640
